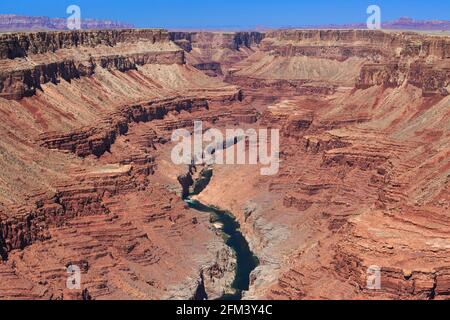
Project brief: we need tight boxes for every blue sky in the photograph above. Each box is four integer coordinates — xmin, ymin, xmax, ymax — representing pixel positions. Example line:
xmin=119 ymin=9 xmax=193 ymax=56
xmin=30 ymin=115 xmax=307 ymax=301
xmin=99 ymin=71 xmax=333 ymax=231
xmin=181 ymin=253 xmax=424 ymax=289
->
xmin=1 ymin=0 xmax=449 ymax=29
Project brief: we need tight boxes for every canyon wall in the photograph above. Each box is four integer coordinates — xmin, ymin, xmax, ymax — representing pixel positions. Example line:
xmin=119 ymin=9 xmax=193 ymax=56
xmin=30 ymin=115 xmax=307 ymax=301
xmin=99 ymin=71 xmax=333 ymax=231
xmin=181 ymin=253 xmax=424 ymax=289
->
xmin=228 ymin=29 xmax=450 ymax=98
xmin=262 ymin=29 xmax=450 ymax=58
xmin=0 ymin=27 xmax=448 ymax=300
xmin=0 ymin=29 xmax=169 ymax=58
xmin=0 ymin=28 xmax=242 ymax=299
xmin=197 ymin=29 xmax=450 ymax=300
xmin=170 ymin=31 xmax=264 ymax=52
xmin=170 ymin=31 xmax=265 ymax=76
xmin=0 ymin=29 xmax=185 ymax=99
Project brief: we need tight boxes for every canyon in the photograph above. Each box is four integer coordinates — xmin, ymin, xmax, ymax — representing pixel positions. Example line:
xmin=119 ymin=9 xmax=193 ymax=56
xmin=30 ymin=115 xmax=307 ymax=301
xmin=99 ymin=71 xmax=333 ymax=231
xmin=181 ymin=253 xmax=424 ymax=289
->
xmin=0 ymin=27 xmax=448 ymax=300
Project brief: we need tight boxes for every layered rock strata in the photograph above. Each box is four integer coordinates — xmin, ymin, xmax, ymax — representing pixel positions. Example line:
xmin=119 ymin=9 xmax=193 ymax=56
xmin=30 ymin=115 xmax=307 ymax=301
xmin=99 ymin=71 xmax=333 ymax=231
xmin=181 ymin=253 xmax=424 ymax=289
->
xmin=0 ymin=29 xmax=241 ymax=300
xmin=191 ymin=30 xmax=450 ymax=300
xmin=0 ymin=28 xmax=449 ymax=301
xmin=170 ymin=31 xmax=264 ymax=76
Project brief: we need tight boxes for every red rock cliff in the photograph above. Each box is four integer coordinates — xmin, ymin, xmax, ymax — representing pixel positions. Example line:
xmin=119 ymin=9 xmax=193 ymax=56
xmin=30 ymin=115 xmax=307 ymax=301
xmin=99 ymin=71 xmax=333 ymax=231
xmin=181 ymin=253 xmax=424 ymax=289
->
xmin=0 ymin=29 xmax=184 ymax=99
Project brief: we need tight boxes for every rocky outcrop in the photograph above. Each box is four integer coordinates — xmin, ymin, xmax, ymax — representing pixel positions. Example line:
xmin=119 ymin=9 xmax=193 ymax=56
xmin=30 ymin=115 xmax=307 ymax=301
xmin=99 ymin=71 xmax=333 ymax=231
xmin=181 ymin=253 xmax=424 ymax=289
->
xmin=0 ymin=29 xmax=184 ymax=99
xmin=261 ymin=29 xmax=450 ymax=59
xmin=357 ymin=61 xmax=450 ymax=95
xmin=234 ymin=32 xmax=265 ymax=49
xmin=265 ymin=29 xmax=450 ymax=95
xmin=225 ymin=74 xmax=336 ymax=95
xmin=231 ymin=29 xmax=450 ymax=96
xmin=0 ymin=163 xmax=143 ymax=261
xmin=0 ymin=29 xmax=169 ymax=58
xmin=0 ymin=59 xmax=95 ymax=99
xmin=178 ymin=171 xmax=195 ymax=199
xmin=193 ymin=62 xmax=223 ymax=77
xmin=0 ymin=51 xmax=185 ymax=100
xmin=170 ymin=31 xmax=264 ymax=52
xmin=40 ymin=97 xmax=208 ymax=157
xmin=356 ymin=63 xmax=406 ymax=89
xmin=260 ymin=29 xmax=400 ymax=61
xmin=170 ymin=32 xmax=264 ymax=77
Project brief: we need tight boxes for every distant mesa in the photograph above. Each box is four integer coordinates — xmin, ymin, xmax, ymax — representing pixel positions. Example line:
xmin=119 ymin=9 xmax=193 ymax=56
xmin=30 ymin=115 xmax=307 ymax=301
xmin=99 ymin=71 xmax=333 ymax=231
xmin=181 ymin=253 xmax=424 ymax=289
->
xmin=384 ymin=17 xmax=450 ymax=30
xmin=2 ymin=14 xmax=450 ymax=33
xmin=298 ymin=17 xmax=450 ymax=31
xmin=0 ymin=14 xmax=134 ymax=32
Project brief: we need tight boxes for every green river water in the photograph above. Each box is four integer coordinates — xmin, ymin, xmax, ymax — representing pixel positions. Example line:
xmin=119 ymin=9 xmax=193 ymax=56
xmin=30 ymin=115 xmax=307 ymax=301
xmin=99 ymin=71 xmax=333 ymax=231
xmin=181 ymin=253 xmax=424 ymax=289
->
xmin=185 ymin=199 xmax=259 ymax=300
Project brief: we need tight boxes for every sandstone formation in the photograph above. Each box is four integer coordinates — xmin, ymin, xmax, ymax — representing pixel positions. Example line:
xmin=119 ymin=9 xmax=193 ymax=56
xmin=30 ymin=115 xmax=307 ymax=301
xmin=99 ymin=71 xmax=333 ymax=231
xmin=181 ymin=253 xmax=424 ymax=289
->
xmin=170 ymin=31 xmax=264 ymax=76
xmin=0 ymin=28 xmax=239 ymax=300
xmin=0 ymin=27 xmax=449 ymax=300
xmin=193 ymin=30 xmax=450 ymax=300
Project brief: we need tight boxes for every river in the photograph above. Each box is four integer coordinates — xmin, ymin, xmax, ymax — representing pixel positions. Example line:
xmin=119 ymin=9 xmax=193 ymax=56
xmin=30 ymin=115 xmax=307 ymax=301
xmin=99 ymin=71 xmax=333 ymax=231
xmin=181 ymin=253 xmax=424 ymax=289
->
xmin=185 ymin=199 xmax=259 ymax=300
